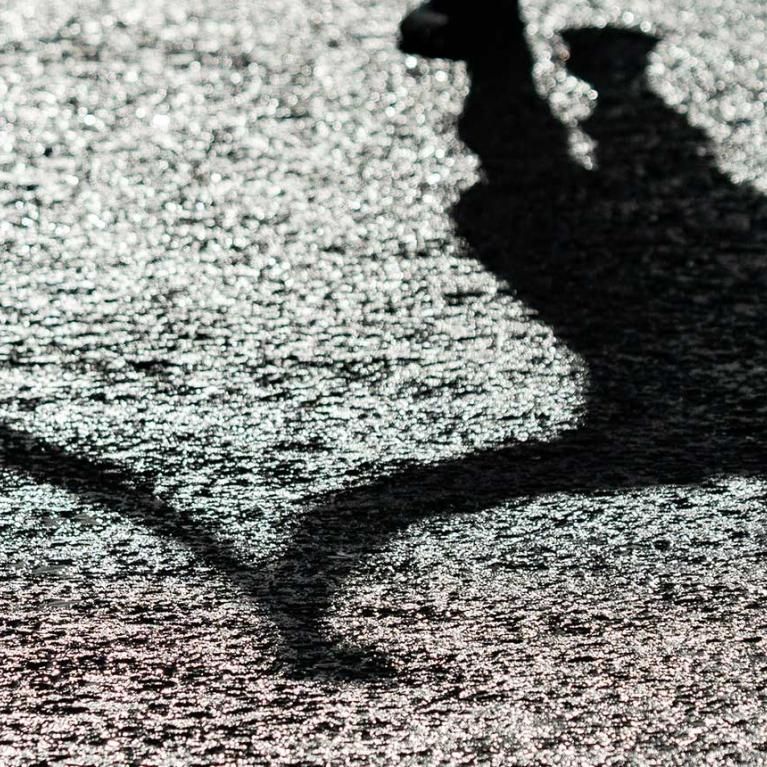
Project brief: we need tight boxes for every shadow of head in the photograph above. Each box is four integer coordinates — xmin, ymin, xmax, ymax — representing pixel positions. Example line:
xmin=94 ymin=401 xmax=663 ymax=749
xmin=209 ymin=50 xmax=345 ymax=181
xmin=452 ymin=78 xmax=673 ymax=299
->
xmin=561 ymin=26 xmax=660 ymax=89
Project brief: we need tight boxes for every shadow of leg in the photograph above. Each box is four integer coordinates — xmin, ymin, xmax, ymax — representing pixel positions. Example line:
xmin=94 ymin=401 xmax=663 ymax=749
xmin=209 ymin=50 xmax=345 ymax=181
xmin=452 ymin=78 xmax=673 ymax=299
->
xmin=264 ymin=424 xmax=707 ymax=680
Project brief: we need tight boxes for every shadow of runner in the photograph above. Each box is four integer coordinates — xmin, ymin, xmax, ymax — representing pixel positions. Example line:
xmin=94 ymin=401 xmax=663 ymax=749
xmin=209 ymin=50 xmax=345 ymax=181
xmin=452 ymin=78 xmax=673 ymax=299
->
xmin=265 ymin=20 xmax=767 ymax=678
xmin=4 ymin=15 xmax=766 ymax=682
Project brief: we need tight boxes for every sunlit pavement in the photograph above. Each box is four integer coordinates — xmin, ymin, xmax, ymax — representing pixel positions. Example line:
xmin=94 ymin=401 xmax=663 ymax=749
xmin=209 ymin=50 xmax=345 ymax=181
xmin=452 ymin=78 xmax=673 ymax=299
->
xmin=2 ymin=0 xmax=767 ymax=763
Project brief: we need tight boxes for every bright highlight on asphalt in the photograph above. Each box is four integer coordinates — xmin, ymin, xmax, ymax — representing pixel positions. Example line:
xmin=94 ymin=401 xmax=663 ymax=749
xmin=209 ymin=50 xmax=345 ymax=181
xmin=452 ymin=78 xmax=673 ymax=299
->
xmin=1 ymin=0 xmax=767 ymax=763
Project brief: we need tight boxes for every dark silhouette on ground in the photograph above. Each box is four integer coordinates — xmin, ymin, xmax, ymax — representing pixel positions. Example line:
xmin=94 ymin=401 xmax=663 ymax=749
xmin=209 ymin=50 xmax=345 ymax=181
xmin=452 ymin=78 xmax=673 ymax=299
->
xmin=263 ymin=21 xmax=767 ymax=677
xmin=4 ymin=11 xmax=766 ymax=681
xmin=399 ymin=0 xmax=525 ymax=60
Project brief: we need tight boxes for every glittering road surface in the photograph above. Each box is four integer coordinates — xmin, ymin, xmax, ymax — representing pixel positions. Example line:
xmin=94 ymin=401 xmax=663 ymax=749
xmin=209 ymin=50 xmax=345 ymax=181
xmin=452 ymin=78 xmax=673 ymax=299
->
xmin=2 ymin=0 xmax=767 ymax=763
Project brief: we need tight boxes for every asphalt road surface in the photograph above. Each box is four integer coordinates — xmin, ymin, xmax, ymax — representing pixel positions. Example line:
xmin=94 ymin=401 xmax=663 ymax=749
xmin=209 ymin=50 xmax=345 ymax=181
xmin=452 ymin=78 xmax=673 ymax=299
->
xmin=2 ymin=0 xmax=767 ymax=764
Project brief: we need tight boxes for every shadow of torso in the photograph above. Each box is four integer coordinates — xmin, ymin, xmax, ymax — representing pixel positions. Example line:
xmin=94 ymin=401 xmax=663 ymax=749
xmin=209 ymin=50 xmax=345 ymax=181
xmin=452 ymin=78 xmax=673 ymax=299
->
xmin=456 ymin=31 xmax=767 ymax=475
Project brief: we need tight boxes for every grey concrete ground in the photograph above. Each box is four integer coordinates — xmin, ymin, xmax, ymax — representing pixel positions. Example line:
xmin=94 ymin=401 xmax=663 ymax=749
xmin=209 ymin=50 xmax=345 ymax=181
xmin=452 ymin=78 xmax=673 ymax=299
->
xmin=1 ymin=0 xmax=767 ymax=763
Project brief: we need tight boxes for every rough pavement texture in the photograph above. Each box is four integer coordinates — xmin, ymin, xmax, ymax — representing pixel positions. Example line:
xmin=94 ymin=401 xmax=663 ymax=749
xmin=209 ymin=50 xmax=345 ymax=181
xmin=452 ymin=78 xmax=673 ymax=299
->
xmin=2 ymin=0 xmax=767 ymax=764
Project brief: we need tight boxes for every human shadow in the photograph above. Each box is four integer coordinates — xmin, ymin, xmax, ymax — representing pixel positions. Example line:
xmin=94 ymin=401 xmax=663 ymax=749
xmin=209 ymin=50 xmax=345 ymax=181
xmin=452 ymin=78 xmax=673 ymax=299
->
xmin=4 ymin=14 xmax=766 ymax=682
xmin=263 ymin=20 xmax=767 ymax=678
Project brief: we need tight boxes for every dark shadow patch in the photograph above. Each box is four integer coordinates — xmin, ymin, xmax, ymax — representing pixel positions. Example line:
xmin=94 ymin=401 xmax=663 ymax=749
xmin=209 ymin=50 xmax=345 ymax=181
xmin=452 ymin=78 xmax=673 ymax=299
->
xmin=4 ymin=10 xmax=767 ymax=683
xmin=263 ymin=16 xmax=767 ymax=678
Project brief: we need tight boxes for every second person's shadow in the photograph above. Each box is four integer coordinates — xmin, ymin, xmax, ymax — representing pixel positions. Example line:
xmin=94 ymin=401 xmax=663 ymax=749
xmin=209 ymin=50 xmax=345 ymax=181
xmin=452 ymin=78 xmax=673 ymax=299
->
xmin=264 ymin=17 xmax=767 ymax=678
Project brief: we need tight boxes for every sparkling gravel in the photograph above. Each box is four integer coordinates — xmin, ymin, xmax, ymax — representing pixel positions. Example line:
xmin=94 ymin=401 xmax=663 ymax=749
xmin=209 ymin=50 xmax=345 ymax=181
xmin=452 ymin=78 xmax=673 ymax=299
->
xmin=1 ymin=0 xmax=767 ymax=764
